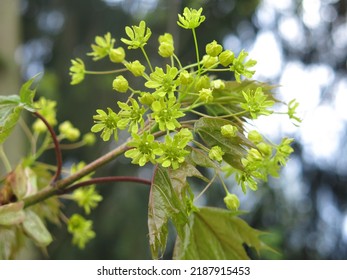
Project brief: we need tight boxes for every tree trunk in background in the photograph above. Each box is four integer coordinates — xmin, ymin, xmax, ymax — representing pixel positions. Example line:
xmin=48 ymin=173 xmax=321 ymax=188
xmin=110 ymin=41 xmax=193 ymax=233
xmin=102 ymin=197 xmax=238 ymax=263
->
xmin=0 ymin=0 xmax=23 ymax=172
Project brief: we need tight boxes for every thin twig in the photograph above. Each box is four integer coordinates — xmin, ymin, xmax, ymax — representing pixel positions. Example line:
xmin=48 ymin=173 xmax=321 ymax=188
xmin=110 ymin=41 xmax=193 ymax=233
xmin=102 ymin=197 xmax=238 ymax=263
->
xmin=59 ymin=176 xmax=151 ymax=195
xmin=194 ymin=172 xmax=217 ymax=201
xmin=33 ymin=111 xmax=62 ymax=183
xmin=23 ymin=141 xmax=129 ymax=208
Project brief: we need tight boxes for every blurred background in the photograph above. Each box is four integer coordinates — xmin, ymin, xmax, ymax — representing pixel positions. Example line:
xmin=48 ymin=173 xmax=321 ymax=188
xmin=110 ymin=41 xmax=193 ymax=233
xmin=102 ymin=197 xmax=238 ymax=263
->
xmin=0 ymin=0 xmax=347 ymax=259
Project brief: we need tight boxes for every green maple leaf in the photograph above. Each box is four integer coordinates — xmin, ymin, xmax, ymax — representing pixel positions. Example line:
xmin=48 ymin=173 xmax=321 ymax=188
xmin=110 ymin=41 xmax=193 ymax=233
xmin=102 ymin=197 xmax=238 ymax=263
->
xmin=173 ymin=207 xmax=274 ymax=259
xmin=0 ymin=75 xmax=39 ymax=144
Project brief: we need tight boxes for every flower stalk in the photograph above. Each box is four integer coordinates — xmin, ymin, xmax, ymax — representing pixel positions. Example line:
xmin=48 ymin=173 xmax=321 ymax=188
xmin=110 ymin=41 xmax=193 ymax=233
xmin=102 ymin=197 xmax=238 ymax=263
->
xmin=33 ymin=111 xmax=62 ymax=183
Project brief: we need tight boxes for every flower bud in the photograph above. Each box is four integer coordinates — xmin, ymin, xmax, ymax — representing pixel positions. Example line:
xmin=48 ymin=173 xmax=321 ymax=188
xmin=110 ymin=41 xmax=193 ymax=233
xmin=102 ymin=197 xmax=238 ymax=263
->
xmin=211 ymin=79 xmax=225 ymax=89
xmin=159 ymin=42 xmax=174 ymax=57
xmin=221 ymin=124 xmax=238 ymax=138
xmin=83 ymin=133 xmax=97 ymax=146
xmin=248 ymin=148 xmax=263 ymax=161
xmin=32 ymin=120 xmax=47 ymax=133
xmin=69 ymin=58 xmax=85 ymax=85
xmin=158 ymin=33 xmax=174 ymax=57
xmin=257 ymin=142 xmax=272 ymax=157
xmin=116 ymin=119 xmax=128 ymax=130
xmin=195 ymin=75 xmax=210 ymax=91
xmin=139 ymin=92 xmax=155 ymax=106
xmin=199 ymin=88 xmax=213 ymax=103
xmin=125 ymin=60 xmax=146 ymax=77
xmin=179 ymin=70 xmax=193 ymax=85
xmin=177 ymin=128 xmax=193 ymax=142
xmin=224 ymin=193 xmax=240 ymax=211
xmin=247 ymin=130 xmax=263 ymax=144
xmin=159 ymin=33 xmax=173 ymax=45
xmin=112 ymin=75 xmax=129 ymax=93
xmin=202 ymin=55 xmax=218 ymax=68
xmin=59 ymin=121 xmax=80 ymax=141
xmin=109 ymin=47 xmax=125 ymax=63
xmin=209 ymin=145 xmax=224 ymax=162
xmin=206 ymin=40 xmax=223 ymax=57
xmin=219 ymin=50 xmax=234 ymax=67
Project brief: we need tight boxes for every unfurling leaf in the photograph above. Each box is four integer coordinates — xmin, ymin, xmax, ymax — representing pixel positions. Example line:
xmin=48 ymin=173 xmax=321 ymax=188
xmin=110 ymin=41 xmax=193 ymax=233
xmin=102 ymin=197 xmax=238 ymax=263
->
xmin=189 ymin=147 xmax=217 ymax=168
xmin=169 ymin=161 xmax=208 ymax=194
xmin=206 ymin=80 xmax=276 ymax=117
xmin=173 ymin=207 xmax=273 ymax=260
xmin=19 ymin=74 xmax=40 ymax=112
xmin=0 ymin=95 xmax=22 ymax=144
xmin=0 ymin=75 xmax=39 ymax=144
xmin=148 ymin=165 xmax=188 ymax=259
xmin=0 ymin=164 xmax=38 ymax=206
xmin=0 ymin=226 xmax=26 ymax=260
xmin=168 ymin=161 xmax=207 ymax=213
xmin=194 ymin=117 xmax=254 ymax=169
xmin=0 ymin=202 xmax=25 ymax=226
xmin=22 ymin=210 xmax=53 ymax=247
xmin=10 ymin=165 xmax=27 ymax=199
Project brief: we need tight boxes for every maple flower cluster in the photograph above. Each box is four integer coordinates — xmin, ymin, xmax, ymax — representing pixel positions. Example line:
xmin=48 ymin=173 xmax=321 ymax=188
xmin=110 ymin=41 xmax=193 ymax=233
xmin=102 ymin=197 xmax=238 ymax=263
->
xmin=0 ymin=6 xmax=299 ymax=257
xmin=68 ymin=7 xmax=297 ymax=225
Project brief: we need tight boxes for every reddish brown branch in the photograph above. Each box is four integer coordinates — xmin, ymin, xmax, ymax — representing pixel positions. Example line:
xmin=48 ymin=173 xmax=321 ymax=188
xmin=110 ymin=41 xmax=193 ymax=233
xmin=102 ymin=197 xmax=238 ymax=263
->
xmin=24 ymin=142 xmax=129 ymax=208
xmin=33 ymin=111 xmax=62 ymax=183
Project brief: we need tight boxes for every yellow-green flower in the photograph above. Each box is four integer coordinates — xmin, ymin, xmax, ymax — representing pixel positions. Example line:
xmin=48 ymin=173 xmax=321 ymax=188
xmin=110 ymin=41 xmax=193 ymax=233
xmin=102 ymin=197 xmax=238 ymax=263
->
xmin=91 ymin=108 xmax=119 ymax=141
xmin=194 ymin=75 xmax=211 ymax=91
xmin=201 ymin=55 xmax=219 ymax=68
xmin=117 ymin=98 xmax=146 ymax=134
xmin=32 ymin=97 xmax=57 ymax=132
xmin=59 ymin=121 xmax=80 ymax=141
xmin=209 ymin=145 xmax=225 ymax=162
xmin=157 ymin=129 xmax=192 ymax=169
xmin=206 ymin=40 xmax=223 ymax=57
xmin=257 ymin=142 xmax=273 ymax=157
xmin=112 ymin=75 xmax=129 ymax=93
xmin=219 ymin=50 xmax=234 ymax=67
xmin=125 ymin=132 xmax=163 ymax=166
xmin=88 ymin=32 xmax=115 ymax=60
xmin=69 ymin=58 xmax=85 ymax=85
xmin=199 ymin=88 xmax=213 ymax=103
xmin=145 ymin=65 xmax=179 ymax=98
xmin=247 ymin=130 xmax=263 ymax=144
xmin=151 ymin=97 xmax=185 ymax=131
xmin=177 ymin=7 xmax=206 ymax=29
xmin=67 ymin=214 xmax=95 ymax=249
xmin=274 ymin=138 xmax=294 ymax=166
xmin=82 ymin=133 xmax=96 ymax=146
xmin=158 ymin=33 xmax=175 ymax=57
xmin=73 ymin=186 xmax=102 ymax=214
xmin=70 ymin=161 xmax=93 ymax=182
xmin=121 ymin=21 xmax=152 ymax=49
xmin=240 ymin=87 xmax=275 ymax=119
xmin=224 ymin=192 xmax=240 ymax=211
xmin=287 ymin=99 xmax=302 ymax=124
xmin=109 ymin=47 xmax=125 ymax=63
xmin=139 ymin=92 xmax=155 ymax=106
xmin=221 ymin=124 xmax=238 ymax=138
xmin=211 ymin=79 xmax=225 ymax=90
xmin=230 ymin=50 xmax=257 ymax=83
xmin=125 ymin=60 xmax=146 ymax=77
xmin=179 ymin=70 xmax=193 ymax=85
